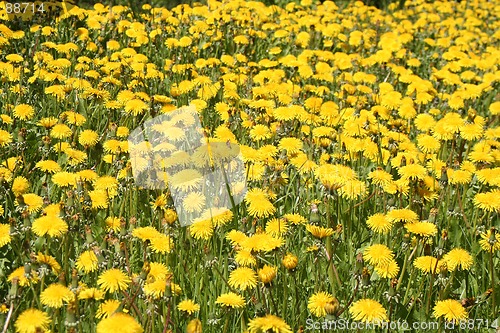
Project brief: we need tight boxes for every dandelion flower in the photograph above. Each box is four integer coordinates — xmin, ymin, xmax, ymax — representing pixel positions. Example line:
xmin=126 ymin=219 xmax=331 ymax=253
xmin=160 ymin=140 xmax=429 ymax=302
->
xmin=32 ymin=215 xmax=68 ymax=237
xmin=21 ymin=193 xmax=43 ymax=214
xmin=247 ymin=197 xmax=276 ymax=218
xmin=0 ymin=223 xmax=11 ymax=247
xmin=76 ymin=250 xmax=99 ymax=273
xmin=15 ymin=308 xmax=50 ymax=333
xmin=306 ymin=224 xmax=334 ymax=239
xmin=89 ymin=189 xmax=109 ymax=209
xmin=52 ymin=172 xmax=78 ymax=187
xmin=248 ymin=314 xmax=292 ymax=333
xmin=366 ymin=213 xmax=393 ymax=233
xmin=143 ymin=279 xmax=169 ymax=299
xmin=282 ymin=253 xmax=298 ymax=270
xmin=265 ymin=218 xmax=288 ymax=236
xmin=50 ymin=124 xmax=72 ymax=139
xmin=442 ymin=248 xmax=473 ymax=271
xmin=216 ymin=292 xmax=245 ymax=309
xmin=278 ymin=137 xmax=303 ymax=154
xmin=13 ymin=104 xmax=35 ymax=121
xmin=308 ymin=291 xmax=336 ymax=317
xmin=12 ymin=176 xmax=29 ymax=196
xmin=235 ymin=249 xmax=256 ymax=266
xmin=0 ymin=130 xmax=13 ymax=146
xmin=169 ymin=169 xmax=203 ymax=192
xmin=258 ymin=265 xmax=277 ymax=284
xmin=250 ymin=124 xmax=272 ymax=141
xmin=35 ymin=160 xmax=61 ymax=173
xmin=78 ymin=287 xmax=104 ymax=301
xmin=8 ymin=267 xmax=39 ymax=287
xmin=398 ymin=164 xmax=427 ymax=180
xmin=433 ymin=299 xmax=467 ymax=322
xmin=349 ymin=299 xmax=388 ymax=323
xmin=368 ymin=169 xmax=393 ymax=186
xmin=182 ymin=192 xmax=205 ymax=213
xmin=124 ymin=99 xmax=148 ymax=116
xmin=97 ymin=269 xmax=131 ymax=293
xmin=177 ymin=299 xmax=200 ymax=315
xmin=282 ymin=213 xmax=307 ymax=225
xmin=414 ymin=256 xmax=442 ymax=274
xmin=363 ymin=244 xmax=394 ymax=266
xmin=228 ymin=267 xmax=257 ymax=291
xmin=386 ymin=209 xmax=418 ymax=224
xmin=404 ymin=222 xmax=437 ymax=237
xmin=149 ymin=234 xmax=173 ymax=254
xmin=96 ymin=313 xmax=143 ymax=333
xmin=186 ymin=319 xmax=202 ymax=333
xmin=479 ymin=229 xmax=500 ymax=252
xmin=96 ymin=299 xmax=121 ymax=318
xmin=374 ymin=259 xmax=399 ymax=279
xmin=189 ymin=218 xmax=214 ymax=240
xmin=241 ymin=233 xmax=282 ymax=252
xmin=35 ymin=252 xmax=61 ymax=274
xmin=474 ymin=190 xmax=500 ymax=212
xmin=79 ymin=129 xmax=99 ymax=147
xmin=40 ymin=283 xmax=74 ymax=308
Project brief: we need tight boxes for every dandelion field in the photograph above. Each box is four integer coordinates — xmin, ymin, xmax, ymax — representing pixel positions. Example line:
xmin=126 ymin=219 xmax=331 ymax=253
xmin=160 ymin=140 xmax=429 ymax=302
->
xmin=0 ymin=0 xmax=499 ymax=332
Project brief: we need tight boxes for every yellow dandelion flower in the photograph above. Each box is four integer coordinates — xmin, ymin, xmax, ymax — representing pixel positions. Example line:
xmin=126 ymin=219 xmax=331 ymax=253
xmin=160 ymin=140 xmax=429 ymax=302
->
xmin=404 ymin=221 xmax=437 ymax=237
xmin=442 ymin=248 xmax=473 ymax=271
xmin=349 ymin=299 xmax=388 ymax=323
xmin=216 ymin=292 xmax=245 ymax=309
xmin=96 ymin=299 xmax=121 ymax=319
xmin=479 ymin=229 xmax=500 ymax=252
xmin=35 ymin=252 xmax=61 ymax=274
xmin=12 ymin=176 xmax=29 ymax=196
xmin=40 ymin=283 xmax=74 ymax=308
xmin=177 ymin=299 xmax=200 ymax=315
xmin=433 ymin=299 xmax=467 ymax=322
xmin=248 ymin=315 xmax=292 ymax=333
xmin=474 ymin=190 xmax=500 ymax=212
xmin=189 ymin=218 xmax=214 ymax=240
xmin=0 ymin=129 xmax=13 ymax=147
xmin=228 ymin=267 xmax=257 ymax=291
xmin=13 ymin=104 xmax=35 ymax=121
xmin=76 ymin=250 xmax=99 ymax=273
xmin=308 ymin=291 xmax=336 ymax=317
xmin=96 ymin=313 xmax=143 ymax=333
xmin=282 ymin=253 xmax=298 ymax=270
xmin=258 ymin=265 xmax=277 ymax=284
xmin=0 ymin=223 xmax=11 ymax=247
xmin=149 ymin=234 xmax=173 ymax=253
xmin=366 ymin=213 xmax=393 ymax=234
xmin=15 ymin=309 xmax=50 ymax=333
xmin=363 ymin=244 xmax=394 ymax=266
xmin=32 ymin=215 xmax=68 ymax=237
xmin=386 ymin=208 xmax=418 ymax=224
xmin=414 ymin=256 xmax=442 ymax=274
xmin=35 ymin=160 xmax=61 ymax=173
xmin=97 ymin=269 xmax=131 ymax=293
xmin=374 ymin=259 xmax=399 ymax=279
xmin=306 ymin=224 xmax=334 ymax=239
xmin=50 ymin=123 xmax=72 ymax=139
xmin=241 ymin=233 xmax=282 ymax=252
xmin=235 ymin=249 xmax=256 ymax=267
xmin=79 ymin=129 xmax=99 ymax=147
xmin=52 ymin=171 xmax=78 ymax=187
